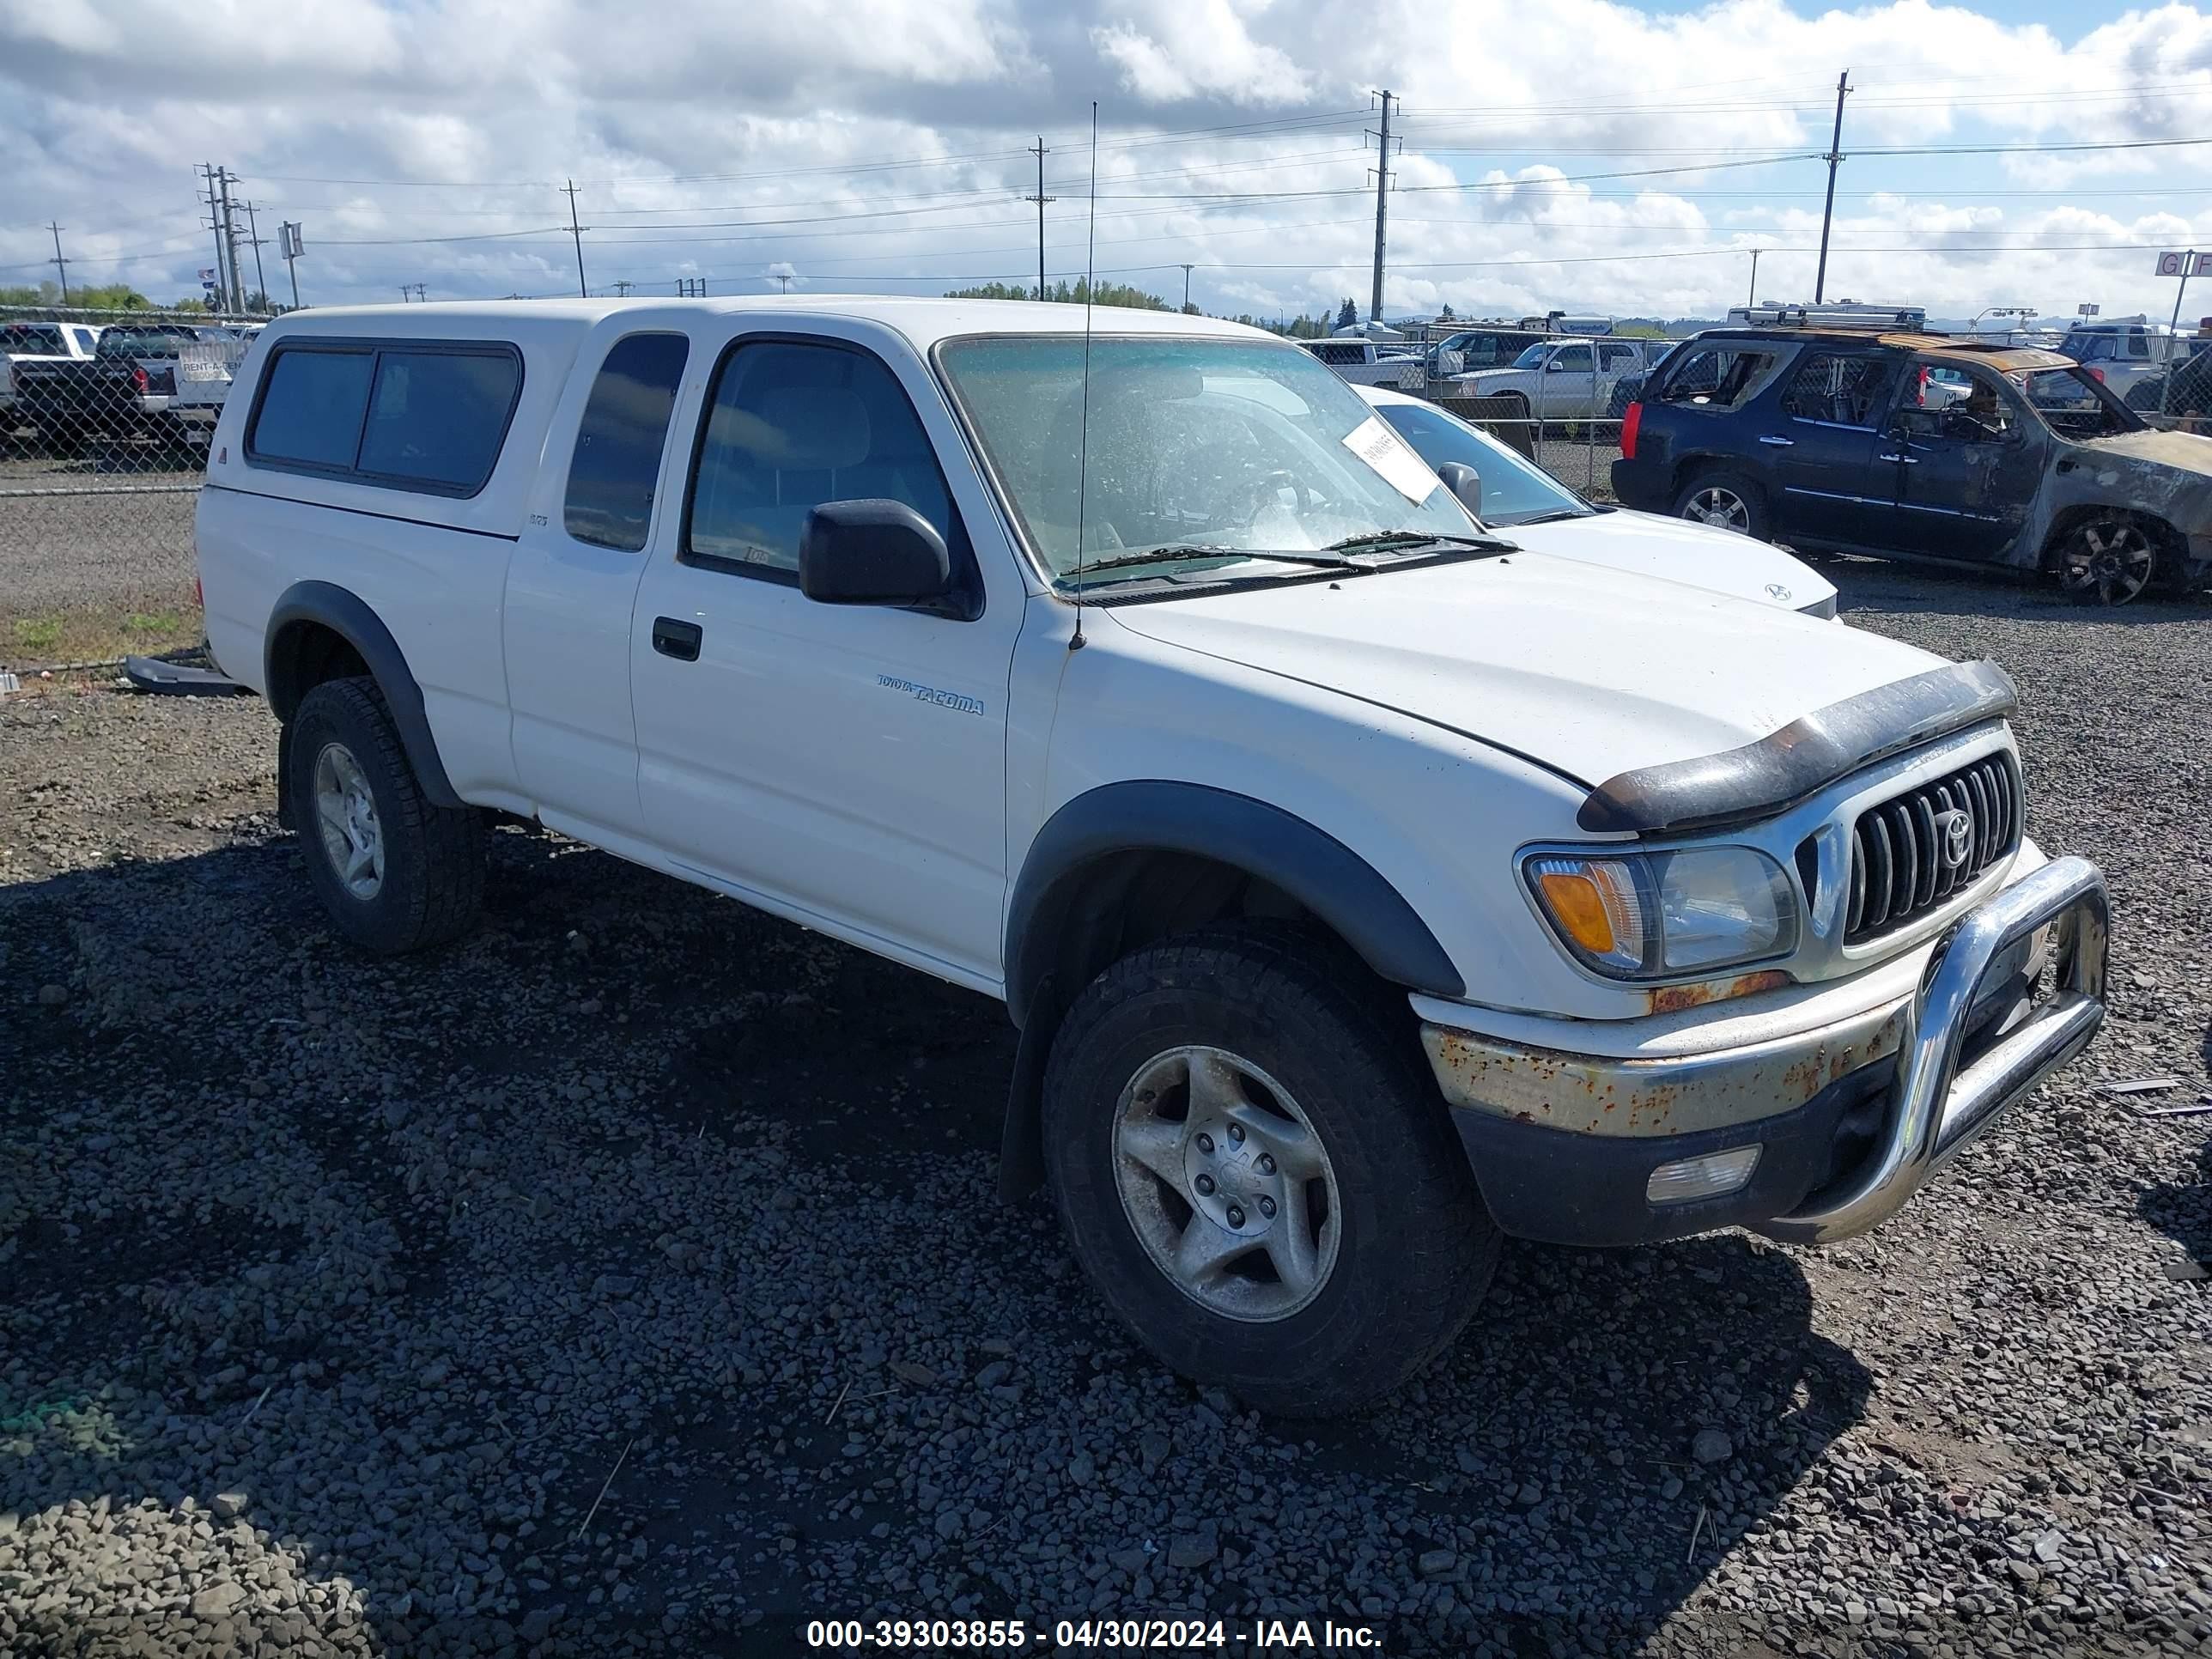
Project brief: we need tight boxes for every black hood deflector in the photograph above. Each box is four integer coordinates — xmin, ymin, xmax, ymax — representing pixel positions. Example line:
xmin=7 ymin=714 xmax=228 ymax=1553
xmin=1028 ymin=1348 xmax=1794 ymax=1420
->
xmin=1577 ymin=659 xmax=2019 ymax=835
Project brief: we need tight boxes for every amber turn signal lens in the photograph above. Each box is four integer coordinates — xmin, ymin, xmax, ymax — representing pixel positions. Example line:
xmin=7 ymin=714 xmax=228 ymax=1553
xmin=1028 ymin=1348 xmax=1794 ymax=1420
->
xmin=1536 ymin=870 xmax=1617 ymax=956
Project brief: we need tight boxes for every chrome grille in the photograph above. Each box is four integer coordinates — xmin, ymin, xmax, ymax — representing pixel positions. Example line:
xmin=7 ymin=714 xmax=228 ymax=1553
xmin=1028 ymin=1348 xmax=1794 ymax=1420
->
xmin=1844 ymin=753 xmax=2021 ymax=944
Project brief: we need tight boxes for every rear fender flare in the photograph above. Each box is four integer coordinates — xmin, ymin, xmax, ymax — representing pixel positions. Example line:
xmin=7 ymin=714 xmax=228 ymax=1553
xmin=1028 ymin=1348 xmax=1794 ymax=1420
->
xmin=265 ymin=580 xmax=463 ymax=808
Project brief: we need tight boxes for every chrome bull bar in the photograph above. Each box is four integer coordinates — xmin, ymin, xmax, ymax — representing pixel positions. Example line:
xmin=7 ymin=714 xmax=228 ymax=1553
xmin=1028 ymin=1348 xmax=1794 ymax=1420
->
xmin=1761 ymin=855 xmax=2108 ymax=1246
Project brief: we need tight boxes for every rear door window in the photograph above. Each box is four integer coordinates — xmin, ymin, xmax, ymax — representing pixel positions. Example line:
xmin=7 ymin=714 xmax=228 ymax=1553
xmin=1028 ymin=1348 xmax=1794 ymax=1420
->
xmin=563 ymin=332 xmax=691 ymax=551
xmin=1780 ymin=353 xmax=1898 ymax=426
xmin=248 ymin=348 xmax=374 ymax=469
xmin=1655 ymin=345 xmax=1779 ymax=410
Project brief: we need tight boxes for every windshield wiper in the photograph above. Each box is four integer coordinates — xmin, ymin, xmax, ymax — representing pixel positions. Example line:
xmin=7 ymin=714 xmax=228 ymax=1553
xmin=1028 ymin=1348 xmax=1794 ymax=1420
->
xmin=1508 ymin=509 xmax=1592 ymax=526
xmin=1323 ymin=529 xmax=1518 ymax=556
xmin=1066 ymin=545 xmax=1366 ymax=584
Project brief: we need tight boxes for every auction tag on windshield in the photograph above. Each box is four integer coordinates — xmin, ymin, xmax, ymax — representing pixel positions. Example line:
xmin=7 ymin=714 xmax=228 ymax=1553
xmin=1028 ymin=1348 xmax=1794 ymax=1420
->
xmin=1340 ymin=415 xmax=1439 ymax=504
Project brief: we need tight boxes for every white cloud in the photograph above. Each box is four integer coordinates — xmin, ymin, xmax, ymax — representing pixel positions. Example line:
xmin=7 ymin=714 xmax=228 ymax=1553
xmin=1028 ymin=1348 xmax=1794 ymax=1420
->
xmin=5 ymin=0 xmax=2212 ymax=319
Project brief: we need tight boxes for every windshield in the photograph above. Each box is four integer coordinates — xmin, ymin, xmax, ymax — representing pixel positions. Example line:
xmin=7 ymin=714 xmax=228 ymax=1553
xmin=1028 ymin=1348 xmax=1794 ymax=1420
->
xmin=1510 ymin=343 xmax=1551 ymax=369
xmin=935 ymin=335 xmax=1479 ymax=586
xmin=1368 ymin=399 xmax=1591 ymax=525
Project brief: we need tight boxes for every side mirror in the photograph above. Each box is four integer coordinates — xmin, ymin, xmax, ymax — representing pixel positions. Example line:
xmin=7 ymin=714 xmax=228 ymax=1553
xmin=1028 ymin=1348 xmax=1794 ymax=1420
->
xmin=1435 ymin=461 xmax=1484 ymax=515
xmin=799 ymin=500 xmax=953 ymax=608
xmin=1546 ymin=359 xmax=1568 ymax=373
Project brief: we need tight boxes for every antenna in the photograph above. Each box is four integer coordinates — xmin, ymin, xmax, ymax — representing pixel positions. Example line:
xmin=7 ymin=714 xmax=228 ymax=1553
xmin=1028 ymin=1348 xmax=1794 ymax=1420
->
xmin=1070 ymin=100 xmax=1098 ymax=651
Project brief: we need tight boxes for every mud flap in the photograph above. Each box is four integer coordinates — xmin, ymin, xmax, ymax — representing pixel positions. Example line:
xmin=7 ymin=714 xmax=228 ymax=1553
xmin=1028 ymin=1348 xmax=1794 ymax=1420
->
xmin=997 ymin=975 xmax=1059 ymax=1202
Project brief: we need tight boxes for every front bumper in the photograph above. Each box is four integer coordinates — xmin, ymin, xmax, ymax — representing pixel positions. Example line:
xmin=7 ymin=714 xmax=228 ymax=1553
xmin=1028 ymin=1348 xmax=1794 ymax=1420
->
xmin=1424 ymin=856 xmax=2109 ymax=1248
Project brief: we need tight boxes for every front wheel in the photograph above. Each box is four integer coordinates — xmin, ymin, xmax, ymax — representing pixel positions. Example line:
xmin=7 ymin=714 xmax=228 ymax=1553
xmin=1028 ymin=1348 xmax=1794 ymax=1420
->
xmin=1042 ymin=926 xmax=1499 ymax=1416
xmin=288 ymin=677 xmax=485 ymax=955
xmin=2052 ymin=514 xmax=2159 ymax=605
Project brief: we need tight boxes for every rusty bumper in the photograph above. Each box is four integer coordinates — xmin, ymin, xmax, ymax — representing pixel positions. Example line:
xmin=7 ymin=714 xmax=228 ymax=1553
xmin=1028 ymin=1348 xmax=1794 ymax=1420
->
xmin=1422 ymin=856 xmax=2107 ymax=1248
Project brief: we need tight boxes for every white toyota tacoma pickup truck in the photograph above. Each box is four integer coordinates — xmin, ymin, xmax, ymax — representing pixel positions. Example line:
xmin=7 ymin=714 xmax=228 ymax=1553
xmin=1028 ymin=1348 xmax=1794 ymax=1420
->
xmin=195 ymin=297 xmax=2110 ymax=1416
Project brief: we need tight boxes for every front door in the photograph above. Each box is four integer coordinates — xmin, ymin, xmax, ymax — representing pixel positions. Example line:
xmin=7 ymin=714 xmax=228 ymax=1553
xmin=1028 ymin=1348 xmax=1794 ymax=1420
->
xmin=629 ymin=326 xmax=1022 ymax=989
xmin=1877 ymin=359 xmax=2038 ymax=564
xmin=1534 ymin=343 xmax=1595 ymax=419
xmin=1766 ymin=348 xmax=1898 ymax=548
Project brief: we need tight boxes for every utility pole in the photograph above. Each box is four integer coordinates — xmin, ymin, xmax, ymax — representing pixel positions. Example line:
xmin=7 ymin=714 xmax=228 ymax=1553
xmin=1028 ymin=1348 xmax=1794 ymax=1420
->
xmin=1024 ymin=137 xmax=1053 ymax=301
xmin=774 ymin=273 xmax=793 ymax=294
xmin=1814 ymin=70 xmax=1850 ymax=305
xmin=612 ymin=279 xmax=634 ymax=297
xmin=1747 ymin=246 xmax=1761 ymax=307
xmin=241 ymin=200 xmax=270 ymax=313
xmin=199 ymin=164 xmax=232 ymax=313
xmin=216 ymin=167 xmax=244 ymax=313
xmin=280 ymin=221 xmax=303 ymax=310
xmin=46 ymin=222 xmax=70 ymax=306
xmin=562 ymin=179 xmax=588 ymax=297
xmin=1177 ymin=264 xmax=1194 ymax=312
xmin=677 ymin=276 xmax=706 ymax=297
xmin=1367 ymin=90 xmax=1396 ymax=328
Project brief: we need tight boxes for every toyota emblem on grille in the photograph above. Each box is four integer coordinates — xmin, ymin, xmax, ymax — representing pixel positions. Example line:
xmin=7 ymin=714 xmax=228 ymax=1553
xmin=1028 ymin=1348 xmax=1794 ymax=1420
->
xmin=1936 ymin=808 xmax=1974 ymax=870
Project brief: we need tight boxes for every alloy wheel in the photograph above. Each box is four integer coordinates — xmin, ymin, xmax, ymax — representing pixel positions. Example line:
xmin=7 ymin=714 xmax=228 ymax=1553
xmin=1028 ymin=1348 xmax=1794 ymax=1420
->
xmin=1109 ymin=1045 xmax=1342 ymax=1323
xmin=2058 ymin=520 xmax=2155 ymax=605
xmin=1684 ymin=486 xmax=1750 ymax=533
xmin=313 ymin=741 xmax=386 ymax=901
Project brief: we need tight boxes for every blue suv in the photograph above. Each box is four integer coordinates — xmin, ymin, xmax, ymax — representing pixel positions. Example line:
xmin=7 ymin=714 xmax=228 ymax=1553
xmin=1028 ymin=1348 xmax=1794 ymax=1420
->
xmin=1611 ymin=323 xmax=2212 ymax=605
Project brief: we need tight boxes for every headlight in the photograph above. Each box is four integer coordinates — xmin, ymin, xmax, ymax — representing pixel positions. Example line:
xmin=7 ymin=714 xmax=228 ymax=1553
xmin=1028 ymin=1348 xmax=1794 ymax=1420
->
xmin=1523 ymin=846 xmax=1798 ymax=981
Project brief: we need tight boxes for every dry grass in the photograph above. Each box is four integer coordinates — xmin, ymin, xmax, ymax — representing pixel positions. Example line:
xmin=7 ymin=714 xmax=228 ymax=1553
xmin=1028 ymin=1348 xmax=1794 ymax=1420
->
xmin=2 ymin=599 xmax=204 ymax=670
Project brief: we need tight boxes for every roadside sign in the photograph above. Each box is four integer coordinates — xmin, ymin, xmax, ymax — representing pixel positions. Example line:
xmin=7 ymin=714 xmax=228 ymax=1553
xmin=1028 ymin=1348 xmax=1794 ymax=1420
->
xmin=2156 ymin=251 xmax=2212 ymax=276
xmin=198 ymin=267 xmax=216 ymax=281
xmin=278 ymin=222 xmax=304 ymax=260
xmin=2077 ymin=303 xmax=2100 ymax=316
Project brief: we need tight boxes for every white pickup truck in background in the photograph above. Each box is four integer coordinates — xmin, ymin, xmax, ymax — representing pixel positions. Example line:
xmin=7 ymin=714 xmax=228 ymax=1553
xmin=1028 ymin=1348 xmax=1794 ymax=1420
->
xmin=195 ymin=295 xmax=2109 ymax=1416
xmin=0 ymin=319 xmax=102 ymax=430
xmin=1439 ymin=335 xmax=1658 ymax=421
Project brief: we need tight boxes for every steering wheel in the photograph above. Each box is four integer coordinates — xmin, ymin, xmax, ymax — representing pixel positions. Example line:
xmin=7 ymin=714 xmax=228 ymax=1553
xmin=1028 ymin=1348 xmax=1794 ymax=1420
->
xmin=1241 ymin=469 xmax=1310 ymax=524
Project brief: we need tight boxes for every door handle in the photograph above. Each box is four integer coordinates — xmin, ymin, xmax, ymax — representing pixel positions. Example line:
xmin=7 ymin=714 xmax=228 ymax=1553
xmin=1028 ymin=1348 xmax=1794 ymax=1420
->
xmin=652 ymin=617 xmax=702 ymax=661
xmin=1876 ymin=453 xmax=1920 ymax=465
xmin=1758 ymin=434 xmax=1796 ymax=447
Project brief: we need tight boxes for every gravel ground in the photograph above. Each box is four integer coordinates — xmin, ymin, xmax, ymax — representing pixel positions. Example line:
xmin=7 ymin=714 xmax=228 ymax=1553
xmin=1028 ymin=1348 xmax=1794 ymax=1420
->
xmin=2 ymin=561 xmax=2208 ymax=1659
xmin=0 ymin=454 xmax=201 ymax=667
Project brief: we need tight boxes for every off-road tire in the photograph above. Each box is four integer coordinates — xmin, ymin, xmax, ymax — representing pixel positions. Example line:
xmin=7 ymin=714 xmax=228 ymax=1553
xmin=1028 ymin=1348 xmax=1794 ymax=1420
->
xmin=1042 ymin=923 xmax=1499 ymax=1417
xmin=288 ymin=676 xmax=484 ymax=955
xmin=1673 ymin=468 xmax=1771 ymax=539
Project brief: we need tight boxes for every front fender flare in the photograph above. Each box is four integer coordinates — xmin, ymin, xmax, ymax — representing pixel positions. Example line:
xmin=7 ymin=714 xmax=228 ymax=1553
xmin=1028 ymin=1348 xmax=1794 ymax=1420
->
xmin=265 ymin=580 xmax=463 ymax=808
xmin=1003 ymin=781 xmax=1463 ymax=1029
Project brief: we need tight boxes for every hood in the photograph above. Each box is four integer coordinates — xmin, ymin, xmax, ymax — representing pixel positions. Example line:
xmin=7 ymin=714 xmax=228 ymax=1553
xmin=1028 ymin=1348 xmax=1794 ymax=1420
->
xmin=1108 ymin=557 xmax=1943 ymax=787
xmin=2076 ymin=426 xmax=2212 ymax=478
xmin=1503 ymin=508 xmax=1838 ymax=611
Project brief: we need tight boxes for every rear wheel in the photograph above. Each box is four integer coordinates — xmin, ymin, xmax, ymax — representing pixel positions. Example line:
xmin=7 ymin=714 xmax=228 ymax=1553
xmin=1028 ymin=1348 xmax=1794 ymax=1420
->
xmin=2052 ymin=514 xmax=2159 ymax=605
xmin=1673 ymin=469 xmax=1770 ymax=539
xmin=1042 ymin=925 xmax=1499 ymax=1416
xmin=288 ymin=677 xmax=485 ymax=954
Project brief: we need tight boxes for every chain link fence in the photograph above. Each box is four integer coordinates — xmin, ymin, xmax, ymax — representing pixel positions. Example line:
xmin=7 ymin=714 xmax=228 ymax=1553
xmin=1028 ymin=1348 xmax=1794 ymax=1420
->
xmin=1 ymin=306 xmax=263 ymax=669
xmin=1426 ymin=391 xmax=1626 ymax=501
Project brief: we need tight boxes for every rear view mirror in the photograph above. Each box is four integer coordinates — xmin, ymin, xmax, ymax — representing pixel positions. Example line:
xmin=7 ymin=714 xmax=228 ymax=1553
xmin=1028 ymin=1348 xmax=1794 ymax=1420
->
xmin=1435 ymin=461 xmax=1484 ymax=515
xmin=799 ymin=500 xmax=953 ymax=608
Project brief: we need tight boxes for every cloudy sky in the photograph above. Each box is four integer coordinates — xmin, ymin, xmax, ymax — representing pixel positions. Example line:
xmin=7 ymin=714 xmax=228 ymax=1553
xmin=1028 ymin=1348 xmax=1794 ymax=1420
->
xmin=5 ymin=0 xmax=2212 ymax=324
